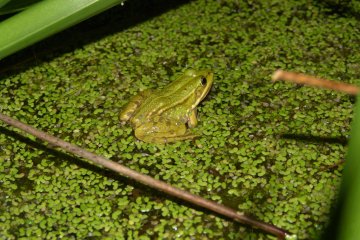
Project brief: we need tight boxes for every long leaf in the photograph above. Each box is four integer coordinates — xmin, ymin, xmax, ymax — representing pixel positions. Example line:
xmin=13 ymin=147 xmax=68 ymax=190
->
xmin=0 ymin=0 xmax=124 ymax=60
xmin=0 ymin=0 xmax=42 ymax=15
xmin=336 ymin=96 xmax=360 ymax=239
xmin=0 ymin=0 xmax=11 ymax=9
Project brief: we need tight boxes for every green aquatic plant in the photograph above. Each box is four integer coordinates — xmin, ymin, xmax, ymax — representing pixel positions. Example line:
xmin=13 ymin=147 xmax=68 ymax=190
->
xmin=0 ymin=0 xmax=124 ymax=59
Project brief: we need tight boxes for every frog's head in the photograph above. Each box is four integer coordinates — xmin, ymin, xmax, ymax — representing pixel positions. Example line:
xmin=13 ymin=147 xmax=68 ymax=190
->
xmin=184 ymin=69 xmax=214 ymax=109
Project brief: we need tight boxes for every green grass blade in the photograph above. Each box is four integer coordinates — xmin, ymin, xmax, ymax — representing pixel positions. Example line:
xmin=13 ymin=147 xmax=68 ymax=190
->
xmin=337 ymin=97 xmax=360 ymax=239
xmin=0 ymin=0 xmax=11 ymax=9
xmin=0 ymin=0 xmax=124 ymax=60
xmin=0 ymin=0 xmax=42 ymax=15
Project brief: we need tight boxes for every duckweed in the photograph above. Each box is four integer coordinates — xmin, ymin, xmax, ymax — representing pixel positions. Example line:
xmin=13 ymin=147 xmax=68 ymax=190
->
xmin=1 ymin=0 xmax=359 ymax=239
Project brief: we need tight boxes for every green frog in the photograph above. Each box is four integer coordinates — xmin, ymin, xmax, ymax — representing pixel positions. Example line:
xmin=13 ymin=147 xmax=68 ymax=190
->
xmin=120 ymin=69 xmax=214 ymax=143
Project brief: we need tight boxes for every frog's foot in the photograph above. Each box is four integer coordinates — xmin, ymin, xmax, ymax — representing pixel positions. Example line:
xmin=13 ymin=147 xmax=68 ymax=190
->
xmin=159 ymin=132 xmax=198 ymax=144
xmin=134 ymin=121 xmax=197 ymax=144
xmin=138 ymin=132 xmax=198 ymax=144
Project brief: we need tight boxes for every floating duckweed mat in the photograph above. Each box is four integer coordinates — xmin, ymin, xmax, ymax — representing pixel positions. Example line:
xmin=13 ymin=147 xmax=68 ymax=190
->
xmin=1 ymin=0 xmax=359 ymax=239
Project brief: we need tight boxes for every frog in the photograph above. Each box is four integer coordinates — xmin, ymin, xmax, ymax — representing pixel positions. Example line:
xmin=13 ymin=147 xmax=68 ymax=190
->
xmin=119 ymin=69 xmax=214 ymax=143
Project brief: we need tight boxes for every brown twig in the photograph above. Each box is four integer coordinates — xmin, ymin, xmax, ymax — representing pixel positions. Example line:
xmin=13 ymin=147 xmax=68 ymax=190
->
xmin=272 ymin=69 xmax=360 ymax=95
xmin=0 ymin=112 xmax=291 ymax=239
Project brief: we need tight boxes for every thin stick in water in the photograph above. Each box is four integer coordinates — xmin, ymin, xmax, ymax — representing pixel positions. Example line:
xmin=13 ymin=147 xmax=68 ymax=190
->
xmin=0 ymin=112 xmax=291 ymax=239
xmin=272 ymin=69 xmax=359 ymax=95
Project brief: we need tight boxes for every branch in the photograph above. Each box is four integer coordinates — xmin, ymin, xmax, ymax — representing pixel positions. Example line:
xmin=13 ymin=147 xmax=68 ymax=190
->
xmin=0 ymin=112 xmax=292 ymax=239
xmin=272 ymin=70 xmax=359 ymax=95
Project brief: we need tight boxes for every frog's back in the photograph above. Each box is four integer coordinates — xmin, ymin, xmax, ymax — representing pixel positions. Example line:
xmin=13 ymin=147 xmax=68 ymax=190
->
xmin=130 ymin=92 xmax=174 ymax=123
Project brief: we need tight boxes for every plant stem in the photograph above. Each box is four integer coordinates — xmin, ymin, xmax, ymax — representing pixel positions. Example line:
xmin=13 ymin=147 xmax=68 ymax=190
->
xmin=0 ymin=112 xmax=290 ymax=239
xmin=272 ymin=70 xmax=359 ymax=95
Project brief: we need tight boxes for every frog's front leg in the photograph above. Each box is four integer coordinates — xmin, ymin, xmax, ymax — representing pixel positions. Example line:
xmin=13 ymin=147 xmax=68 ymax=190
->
xmin=187 ymin=108 xmax=198 ymax=128
xmin=135 ymin=119 xmax=197 ymax=143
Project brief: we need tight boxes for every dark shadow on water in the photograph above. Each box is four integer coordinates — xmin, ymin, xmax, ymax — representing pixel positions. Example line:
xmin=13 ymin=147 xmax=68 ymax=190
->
xmin=281 ymin=133 xmax=348 ymax=146
xmin=315 ymin=0 xmax=360 ymax=20
xmin=0 ymin=0 xmax=192 ymax=76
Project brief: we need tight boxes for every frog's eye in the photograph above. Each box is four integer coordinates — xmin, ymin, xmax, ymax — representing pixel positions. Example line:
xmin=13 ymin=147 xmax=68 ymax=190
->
xmin=201 ymin=76 xmax=207 ymax=86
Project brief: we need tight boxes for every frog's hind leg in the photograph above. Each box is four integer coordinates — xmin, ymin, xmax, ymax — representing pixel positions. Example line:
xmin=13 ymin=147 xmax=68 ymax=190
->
xmin=119 ymin=89 xmax=153 ymax=123
xmin=135 ymin=120 xmax=197 ymax=144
